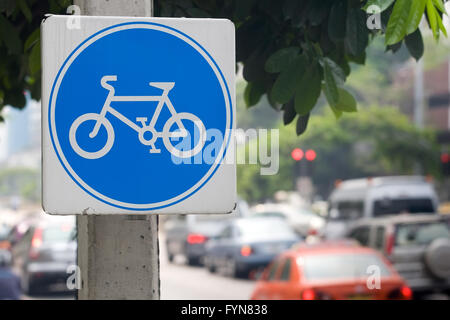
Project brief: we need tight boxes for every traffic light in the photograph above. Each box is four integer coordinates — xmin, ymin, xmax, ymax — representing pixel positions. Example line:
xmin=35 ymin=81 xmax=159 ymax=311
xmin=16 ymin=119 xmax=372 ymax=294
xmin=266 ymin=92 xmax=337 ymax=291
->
xmin=305 ymin=149 xmax=317 ymax=162
xmin=442 ymin=153 xmax=450 ymax=176
xmin=291 ymin=148 xmax=304 ymax=161
xmin=291 ymin=148 xmax=316 ymax=177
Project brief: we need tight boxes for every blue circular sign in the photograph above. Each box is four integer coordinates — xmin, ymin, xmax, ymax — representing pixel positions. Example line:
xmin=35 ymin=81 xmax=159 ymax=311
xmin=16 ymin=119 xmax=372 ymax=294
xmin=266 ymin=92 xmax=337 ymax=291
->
xmin=49 ymin=22 xmax=233 ymax=210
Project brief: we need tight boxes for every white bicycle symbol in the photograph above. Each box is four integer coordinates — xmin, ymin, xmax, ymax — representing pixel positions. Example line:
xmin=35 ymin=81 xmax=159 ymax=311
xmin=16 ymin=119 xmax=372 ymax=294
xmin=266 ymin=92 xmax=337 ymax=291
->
xmin=69 ymin=75 xmax=206 ymax=159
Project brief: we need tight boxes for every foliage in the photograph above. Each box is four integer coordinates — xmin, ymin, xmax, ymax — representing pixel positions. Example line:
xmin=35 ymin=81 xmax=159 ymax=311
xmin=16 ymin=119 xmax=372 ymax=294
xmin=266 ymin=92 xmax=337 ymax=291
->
xmin=0 ymin=0 xmax=448 ymax=137
xmin=237 ymin=106 xmax=440 ymax=202
xmin=0 ymin=167 xmax=40 ymax=202
xmin=155 ymin=0 xmax=448 ymax=134
xmin=236 ymin=79 xmax=280 ymax=130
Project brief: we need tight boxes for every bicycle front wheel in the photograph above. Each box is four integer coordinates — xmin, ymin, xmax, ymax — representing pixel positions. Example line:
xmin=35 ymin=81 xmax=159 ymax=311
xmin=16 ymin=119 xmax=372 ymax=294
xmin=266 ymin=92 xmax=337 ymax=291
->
xmin=162 ymin=112 xmax=206 ymax=158
xmin=69 ymin=113 xmax=115 ymax=159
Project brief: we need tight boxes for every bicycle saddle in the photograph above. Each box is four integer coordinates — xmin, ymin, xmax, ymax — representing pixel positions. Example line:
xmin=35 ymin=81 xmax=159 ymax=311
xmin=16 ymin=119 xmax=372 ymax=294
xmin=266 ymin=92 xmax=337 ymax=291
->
xmin=149 ymin=82 xmax=175 ymax=91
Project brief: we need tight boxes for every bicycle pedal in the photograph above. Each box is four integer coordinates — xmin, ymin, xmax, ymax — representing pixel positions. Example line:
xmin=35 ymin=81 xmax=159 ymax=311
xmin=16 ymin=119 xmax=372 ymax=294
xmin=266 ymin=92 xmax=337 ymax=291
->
xmin=149 ymin=149 xmax=161 ymax=154
xmin=136 ymin=117 xmax=148 ymax=123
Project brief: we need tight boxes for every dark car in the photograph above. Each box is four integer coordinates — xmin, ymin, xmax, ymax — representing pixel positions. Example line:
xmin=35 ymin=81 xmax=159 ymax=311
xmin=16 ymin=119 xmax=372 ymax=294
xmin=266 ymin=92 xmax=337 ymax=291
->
xmin=204 ymin=217 xmax=301 ymax=278
xmin=346 ymin=214 xmax=450 ymax=298
xmin=164 ymin=199 xmax=250 ymax=266
xmin=11 ymin=216 xmax=76 ymax=295
xmin=164 ymin=214 xmax=234 ymax=265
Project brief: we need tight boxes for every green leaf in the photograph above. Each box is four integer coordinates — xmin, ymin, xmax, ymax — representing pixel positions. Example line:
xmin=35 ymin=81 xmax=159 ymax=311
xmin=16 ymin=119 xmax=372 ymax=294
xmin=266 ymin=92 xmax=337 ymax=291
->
xmin=29 ymin=40 xmax=41 ymax=75
xmin=264 ymin=47 xmax=300 ymax=73
xmin=321 ymin=57 xmax=345 ymax=85
xmin=296 ymin=113 xmax=310 ymax=136
xmin=334 ymin=88 xmax=357 ymax=112
xmin=432 ymin=0 xmax=446 ymax=13
xmin=330 ymin=105 xmax=343 ymax=119
xmin=385 ymin=0 xmax=412 ymax=45
xmin=283 ymin=99 xmax=297 ymax=125
xmin=0 ymin=15 xmax=22 ymax=54
xmin=405 ymin=29 xmax=424 ymax=60
xmin=328 ymin=0 xmax=347 ymax=42
xmin=347 ymin=52 xmax=366 ymax=65
xmin=322 ymin=61 xmax=340 ymax=107
xmin=244 ymin=81 xmax=265 ymax=107
xmin=386 ymin=41 xmax=403 ymax=53
xmin=17 ymin=0 xmax=32 ymax=23
xmin=24 ymin=28 xmax=40 ymax=52
xmin=406 ymin=0 xmax=427 ymax=35
xmin=363 ymin=0 xmax=395 ymax=12
xmin=271 ymin=54 xmax=307 ymax=104
xmin=294 ymin=63 xmax=322 ymax=116
xmin=437 ymin=12 xmax=448 ymax=37
xmin=345 ymin=8 xmax=369 ymax=58
xmin=427 ymin=0 xmax=439 ymax=39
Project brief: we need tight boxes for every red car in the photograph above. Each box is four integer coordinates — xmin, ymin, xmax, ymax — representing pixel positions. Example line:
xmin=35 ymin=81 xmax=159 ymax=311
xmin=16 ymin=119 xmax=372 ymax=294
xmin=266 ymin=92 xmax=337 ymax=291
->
xmin=251 ymin=241 xmax=412 ymax=300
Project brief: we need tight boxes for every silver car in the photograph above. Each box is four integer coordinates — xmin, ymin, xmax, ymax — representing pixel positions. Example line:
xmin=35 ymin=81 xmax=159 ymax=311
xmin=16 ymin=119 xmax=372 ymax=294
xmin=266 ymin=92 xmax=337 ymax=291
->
xmin=11 ymin=216 xmax=76 ymax=295
xmin=346 ymin=214 xmax=450 ymax=298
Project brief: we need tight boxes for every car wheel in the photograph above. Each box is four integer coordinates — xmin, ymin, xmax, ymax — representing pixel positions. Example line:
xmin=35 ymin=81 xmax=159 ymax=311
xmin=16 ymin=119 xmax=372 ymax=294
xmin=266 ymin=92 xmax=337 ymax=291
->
xmin=205 ymin=257 xmax=216 ymax=273
xmin=223 ymin=257 xmax=246 ymax=278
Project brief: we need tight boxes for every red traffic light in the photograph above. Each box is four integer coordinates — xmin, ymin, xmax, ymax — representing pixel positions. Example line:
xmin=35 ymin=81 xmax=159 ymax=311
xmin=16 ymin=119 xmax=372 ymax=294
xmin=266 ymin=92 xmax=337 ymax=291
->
xmin=305 ymin=149 xmax=317 ymax=161
xmin=291 ymin=148 xmax=304 ymax=161
xmin=442 ymin=153 xmax=450 ymax=164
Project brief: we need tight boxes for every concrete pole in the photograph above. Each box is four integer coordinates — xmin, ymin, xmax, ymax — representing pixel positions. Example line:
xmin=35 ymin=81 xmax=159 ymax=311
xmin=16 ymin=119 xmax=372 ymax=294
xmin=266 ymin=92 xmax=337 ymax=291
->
xmin=74 ymin=0 xmax=159 ymax=300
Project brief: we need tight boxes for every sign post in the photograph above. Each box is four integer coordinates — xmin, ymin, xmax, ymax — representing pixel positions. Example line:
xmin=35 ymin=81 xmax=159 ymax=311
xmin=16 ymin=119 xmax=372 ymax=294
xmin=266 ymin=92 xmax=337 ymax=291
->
xmin=41 ymin=0 xmax=236 ymax=299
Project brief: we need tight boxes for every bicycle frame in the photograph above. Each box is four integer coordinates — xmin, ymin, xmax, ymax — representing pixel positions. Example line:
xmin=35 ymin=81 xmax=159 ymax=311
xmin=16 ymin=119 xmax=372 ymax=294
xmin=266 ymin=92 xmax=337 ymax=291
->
xmin=90 ymin=75 xmax=186 ymax=139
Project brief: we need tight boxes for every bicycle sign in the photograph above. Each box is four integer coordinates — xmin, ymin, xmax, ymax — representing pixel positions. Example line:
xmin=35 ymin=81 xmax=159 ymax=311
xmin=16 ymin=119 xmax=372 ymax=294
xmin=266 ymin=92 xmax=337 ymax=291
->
xmin=41 ymin=16 xmax=236 ymax=214
xmin=69 ymin=75 xmax=206 ymax=159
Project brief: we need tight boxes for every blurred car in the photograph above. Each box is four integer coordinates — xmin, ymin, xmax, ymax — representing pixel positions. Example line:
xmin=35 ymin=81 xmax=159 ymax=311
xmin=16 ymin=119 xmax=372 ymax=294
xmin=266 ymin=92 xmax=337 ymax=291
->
xmin=164 ymin=199 xmax=250 ymax=266
xmin=0 ymin=249 xmax=21 ymax=300
xmin=0 ymin=224 xmax=12 ymax=251
xmin=204 ymin=217 xmax=301 ymax=278
xmin=251 ymin=242 xmax=411 ymax=300
xmin=325 ymin=176 xmax=439 ymax=239
xmin=11 ymin=216 xmax=76 ymax=295
xmin=346 ymin=214 xmax=450 ymax=298
xmin=251 ymin=203 xmax=325 ymax=237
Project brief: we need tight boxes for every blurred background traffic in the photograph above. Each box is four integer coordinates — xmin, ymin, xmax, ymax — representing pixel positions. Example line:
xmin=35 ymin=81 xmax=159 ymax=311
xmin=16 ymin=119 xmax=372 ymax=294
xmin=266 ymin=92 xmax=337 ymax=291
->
xmin=1 ymin=31 xmax=450 ymax=300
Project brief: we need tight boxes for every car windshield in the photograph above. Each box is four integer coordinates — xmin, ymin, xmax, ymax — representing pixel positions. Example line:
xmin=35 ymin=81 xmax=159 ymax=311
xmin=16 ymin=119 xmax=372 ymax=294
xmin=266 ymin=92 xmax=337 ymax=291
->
xmin=42 ymin=224 xmax=74 ymax=243
xmin=395 ymin=220 xmax=450 ymax=247
xmin=302 ymin=253 xmax=392 ymax=281
xmin=238 ymin=219 xmax=295 ymax=238
xmin=373 ymin=198 xmax=434 ymax=216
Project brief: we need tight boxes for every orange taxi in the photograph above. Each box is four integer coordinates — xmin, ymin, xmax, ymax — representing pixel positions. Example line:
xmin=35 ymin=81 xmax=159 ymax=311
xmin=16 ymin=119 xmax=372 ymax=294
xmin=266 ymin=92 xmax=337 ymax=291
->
xmin=251 ymin=241 xmax=412 ymax=300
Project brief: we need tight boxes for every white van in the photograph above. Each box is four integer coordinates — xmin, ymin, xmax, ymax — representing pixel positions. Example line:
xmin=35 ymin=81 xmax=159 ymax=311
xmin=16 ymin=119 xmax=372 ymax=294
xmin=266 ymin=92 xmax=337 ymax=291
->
xmin=324 ymin=176 xmax=439 ymax=239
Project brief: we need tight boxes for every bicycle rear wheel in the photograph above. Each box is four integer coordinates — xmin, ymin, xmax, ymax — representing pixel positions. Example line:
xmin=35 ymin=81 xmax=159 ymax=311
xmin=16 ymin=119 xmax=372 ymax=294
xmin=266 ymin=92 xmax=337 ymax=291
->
xmin=162 ymin=113 xmax=206 ymax=158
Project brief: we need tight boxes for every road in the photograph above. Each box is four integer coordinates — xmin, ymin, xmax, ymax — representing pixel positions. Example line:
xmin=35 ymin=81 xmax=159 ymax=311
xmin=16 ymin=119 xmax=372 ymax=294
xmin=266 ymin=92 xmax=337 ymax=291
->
xmin=22 ymin=233 xmax=255 ymax=300
xmin=160 ymin=259 xmax=255 ymax=300
xmin=160 ymin=234 xmax=256 ymax=300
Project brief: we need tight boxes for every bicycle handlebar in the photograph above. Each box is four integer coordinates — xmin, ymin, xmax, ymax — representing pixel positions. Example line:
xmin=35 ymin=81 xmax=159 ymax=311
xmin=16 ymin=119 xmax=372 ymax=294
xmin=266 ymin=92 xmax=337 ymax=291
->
xmin=101 ymin=75 xmax=117 ymax=90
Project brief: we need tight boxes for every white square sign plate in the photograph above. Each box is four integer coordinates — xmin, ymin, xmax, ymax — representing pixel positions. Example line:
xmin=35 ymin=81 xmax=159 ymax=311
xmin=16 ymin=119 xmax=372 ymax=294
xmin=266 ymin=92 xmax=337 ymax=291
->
xmin=41 ymin=15 xmax=236 ymax=214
